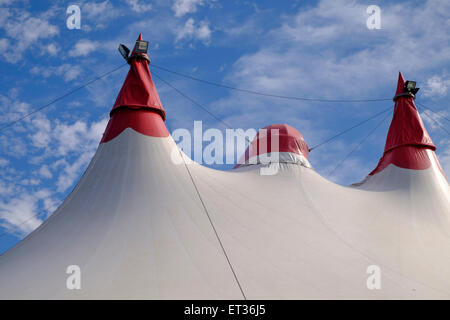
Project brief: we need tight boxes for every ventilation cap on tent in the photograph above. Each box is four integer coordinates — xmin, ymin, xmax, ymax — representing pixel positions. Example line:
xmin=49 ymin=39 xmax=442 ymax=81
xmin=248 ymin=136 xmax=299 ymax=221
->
xmin=369 ymin=72 xmax=439 ymax=175
xmin=234 ymin=124 xmax=311 ymax=169
xmin=101 ymin=34 xmax=168 ymax=143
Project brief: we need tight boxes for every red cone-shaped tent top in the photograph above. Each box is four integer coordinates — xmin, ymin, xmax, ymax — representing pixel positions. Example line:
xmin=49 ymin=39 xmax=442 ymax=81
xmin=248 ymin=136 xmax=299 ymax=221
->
xmin=234 ymin=124 xmax=309 ymax=168
xmin=101 ymin=34 xmax=168 ymax=143
xmin=369 ymin=72 xmax=436 ymax=175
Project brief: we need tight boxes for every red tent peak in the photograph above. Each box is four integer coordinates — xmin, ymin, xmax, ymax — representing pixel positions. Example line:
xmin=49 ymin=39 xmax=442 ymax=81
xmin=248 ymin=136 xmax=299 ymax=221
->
xmin=234 ymin=124 xmax=310 ymax=168
xmin=368 ymin=73 xmax=436 ymax=174
xmin=395 ymin=72 xmax=405 ymax=96
xmin=260 ymin=124 xmax=308 ymax=157
xmin=101 ymin=34 xmax=168 ymax=143
xmin=137 ymin=33 xmax=143 ymax=41
xmin=110 ymin=34 xmax=164 ymax=119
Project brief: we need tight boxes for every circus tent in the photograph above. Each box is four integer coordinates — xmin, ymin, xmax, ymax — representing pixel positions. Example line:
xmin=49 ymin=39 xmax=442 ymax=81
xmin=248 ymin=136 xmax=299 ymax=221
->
xmin=0 ymin=35 xmax=448 ymax=299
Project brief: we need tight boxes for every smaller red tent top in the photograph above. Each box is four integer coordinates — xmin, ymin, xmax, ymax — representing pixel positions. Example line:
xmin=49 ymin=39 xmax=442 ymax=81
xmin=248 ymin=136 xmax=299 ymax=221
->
xmin=234 ymin=124 xmax=309 ymax=168
xmin=384 ymin=72 xmax=435 ymax=153
xmin=369 ymin=72 xmax=437 ymax=175
xmin=101 ymin=34 xmax=168 ymax=143
xmin=110 ymin=34 xmax=165 ymax=120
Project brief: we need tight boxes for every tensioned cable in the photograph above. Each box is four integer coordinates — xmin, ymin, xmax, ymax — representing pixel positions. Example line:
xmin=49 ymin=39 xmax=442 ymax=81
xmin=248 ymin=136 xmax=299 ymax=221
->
xmin=151 ymin=67 xmax=402 ymax=156
xmin=177 ymin=149 xmax=247 ymax=300
xmin=419 ymin=109 xmax=450 ymax=136
xmin=152 ymin=71 xmax=257 ymax=145
xmin=416 ymin=102 xmax=450 ymax=122
xmin=153 ymin=71 xmax=397 ymax=153
xmin=152 ymin=71 xmax=237 ymax=130
xmin=0 ymin=63 xmax=128 ymax=133
xmin=151 ymin=63 xmax=392 ymax=103
xmin=154 ymin=64 xmax=446 ymax=147
xmin=327 ymin=111 xmax=392 ymax=178
xmin=416 ymin=102 xmax=450 ymax=123
xmin=308 ymin=106 xmax=393 ymax=152
xmin=155 ymin=71 xmax=246 ymax=299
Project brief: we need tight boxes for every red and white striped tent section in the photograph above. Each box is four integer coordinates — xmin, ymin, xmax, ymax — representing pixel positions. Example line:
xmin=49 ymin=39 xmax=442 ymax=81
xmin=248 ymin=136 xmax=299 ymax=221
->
xmin=0 ymin=35 xmax=448 ymax=299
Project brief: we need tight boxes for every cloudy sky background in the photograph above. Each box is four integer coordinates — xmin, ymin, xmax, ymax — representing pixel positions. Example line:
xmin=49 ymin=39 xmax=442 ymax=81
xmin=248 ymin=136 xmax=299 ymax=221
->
xmin=0 ymin=0 xmax=449 ymax=254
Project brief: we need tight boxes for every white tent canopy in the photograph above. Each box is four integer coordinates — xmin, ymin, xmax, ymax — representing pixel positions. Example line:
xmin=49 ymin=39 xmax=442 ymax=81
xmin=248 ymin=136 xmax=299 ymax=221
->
xmin=0 ymin=35 xmax=448 ymax=299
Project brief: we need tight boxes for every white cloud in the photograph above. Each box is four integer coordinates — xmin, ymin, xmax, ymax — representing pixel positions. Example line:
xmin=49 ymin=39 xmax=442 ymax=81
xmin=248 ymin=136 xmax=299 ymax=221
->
xmin=30 ymin=117 xmax=51 ymax=148
xmin=53 ymin=121 xmax=89 ymax=156
xmin=176 ymin=18 xmax=195 ymax=41
xmin=0 ymin=8 xmax=11 ymax=28
xmin=43 ymin=43 xmax=59 ymax=56
xmin=0 ymin=135 xmax=27 ymax=158
xmin=0 ymin=38 xmax=9 ymax=53
xmin=127 ymin=0 xmax=152 ymax=12
xmin=423 ymin=109 xmax=450 ymax=177
xmin=64 ymin=66 xmax=82 ymax=81
xmin=196 ymin=20 xmax=211 ymax=41
xmin=172 ymin=0 xmax=204 ymax=17
xmin=82 ymin=0 xmax=120 ymax=31
xmin=20 ymin=178 xmax=41 ymax=186
xmin=0 ymin=94 xmax=30 ymax=124
xmin=55 ymin=150 xmax=94 ymax=193
xmin=39 ymin=165 xmax=53 ymax=179
xmin=0 ymin=114 xmax=107 ymax=238
xmin=0 ymin=0 xmax=14 ymax=6
xmin=51 ymin=118 xmax=107 ymax=192
xmin=83 ymin=0 xmax=111 ymax=17
xmin=0 ymin=90 xmax=109 ymax=236
xmin=0 ymin=158 xmax=9 ymax=167
xmin=69 ymin=39 xmax=98 ymax=57
xmin=421 ymin=110 xmax=435 ymax=129
xmin=89 ymin=118 xmax=109 ymax=139
xmin=0 ymin=193 xmax=45 ymax=235
xmin=5 ymin=17 xmax=57 ymax=43
xmin=0 ymin=181 xmax=14 ymax=197
xmin=0 ymin=9 xmax=59 ymax=63
xmin=219 ymin=0 xmax=450 ymax=101
xmin=30 ymin=64 xmax=82 ymax=82
xmin=437 ymin=140 xmax=450 ymax=178
xmin=423 ymin=76 xmax=450 ymax=97
xmin=175 ymin=18 xmax=211 ymax=44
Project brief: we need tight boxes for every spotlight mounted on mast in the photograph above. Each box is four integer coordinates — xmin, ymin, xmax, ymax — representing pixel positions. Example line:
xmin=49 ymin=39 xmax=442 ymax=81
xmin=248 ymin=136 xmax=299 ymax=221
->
xmin=118 ymin=44 xmax=130 ymax=61
xmin=404 ymin=80 xmax=419 ymax=95
xmin=393 ymin=79 xmax=420 ymax=101
xmin=118 ymin=37 xmax=150 ymax=64
xmin=133 ymin=39 xmax=149 ymax=54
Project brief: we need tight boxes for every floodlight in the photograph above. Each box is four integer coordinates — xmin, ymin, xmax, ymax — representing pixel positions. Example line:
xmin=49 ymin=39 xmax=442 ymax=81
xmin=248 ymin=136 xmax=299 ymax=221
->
xmin=405 ymin=81 xmax=416 ymax=91
xmin=404 ymin=80 xmax=420 ymax=95
xmin=118 ymin=44 xmax=130 ymax=61
xmin=134 ymin=40 xmax=149 ymax=54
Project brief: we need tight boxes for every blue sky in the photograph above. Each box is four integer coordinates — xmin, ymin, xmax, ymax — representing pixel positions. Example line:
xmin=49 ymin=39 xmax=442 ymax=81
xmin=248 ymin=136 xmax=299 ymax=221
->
xmin=0 ymin=0 xmax=449 ymax=254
